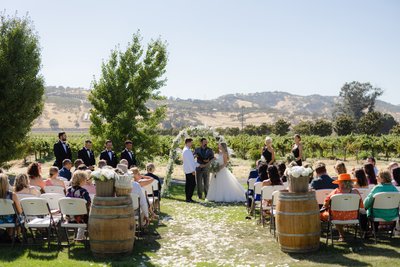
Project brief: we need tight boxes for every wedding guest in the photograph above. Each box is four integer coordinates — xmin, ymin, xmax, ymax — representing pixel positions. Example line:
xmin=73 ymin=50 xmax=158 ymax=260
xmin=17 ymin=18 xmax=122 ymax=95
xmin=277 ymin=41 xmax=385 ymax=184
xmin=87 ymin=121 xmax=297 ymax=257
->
xmin=145 ymin=163 xmax=162 ymax=200
xmin=248 ymin=160 xmax=260 ymax=180
xmin=66 ymin=171 xmax=91 ymax=240
xmin=261 ymin=136 xmax=275 ymax=165
xmin=182 ymin=138 xmax=199 ymax=203
xmin=77 ymin=164 xmax=88 ymax=171
xmin=333 ymin=161 xmax=347 ymax=180
xmin=131 ymin=175 xmax=150 ymax=226
xmin=45 ymin=166 xmax=66 ymax=191
xmin=255 ymin=163 xmax=268 ymax=183
xmin=98 ymin=159 xmax=107 ymax=169
xmin=262 ymin=165 xmax=282 ymax=186
xmin=364 ymin=170 xmax=399 ymax=227
xmin=53 ymin=131 xmax=72 ymax=169
xmin=387 ymin=162 xmax=399 ymax=182
xmin=100 ymin=140 xmax=118 ymax=168
xmin=364 ymin=163 xmax=377 ymax=185
xmin=0 ymin=174 xmax=22 ymax=241
xmin=131 ymin=167 xmax=158 ymax=220
xmin=27 ymin=162 xmax=45 ymax=192
xmin=82 ymin=172 xmax=96 ymax=195
xmin=320 ymin=173 xmax=364 ymax=241
xmin=73 ymin=159 xmax=84 ymax=172
xmin=120 ymin=140 xmax=137 ymax=168
xmin=277 ymin=162 xmax=287 ymax=183
xmin=14 ymin=174 xmax=40 ymax=196
xmin=392 ymin=168 xmax=400 ymax=186
xmin=353 ymin=168 xmax=369 ymax=189
xmin=291 ymin=134 xmax=303 ymax=166
xmin=366 ymin=157 xmax=379 ymax=175
xmin=77 ymin=140 xmax=95 ymax=170
xmin=310 ymin=161 xmax=338 ymax=190
xmin=119 ymin=159 xmax=129 ymax=167
xmin=194 ymin=138 xmax=214 ymax=200
xmin=59 ymin=159 xmax=73 ymax=181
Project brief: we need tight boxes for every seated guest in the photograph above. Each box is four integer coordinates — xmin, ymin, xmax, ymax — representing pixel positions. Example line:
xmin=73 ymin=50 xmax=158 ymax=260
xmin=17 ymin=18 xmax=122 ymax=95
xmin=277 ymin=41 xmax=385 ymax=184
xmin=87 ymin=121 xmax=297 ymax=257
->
xmin=392 ymin=167 xmax=400 ymax=186
xmin=77 ymin=164 xmax=88 ymax=171
xmin=119 ymin=159 xmax=129 ymax=167
xmin=310 ymin=161 xmax=338 ymax=190
xmin=364 ymin=170 xmax=399 ymax=224
xmin=353 ymin=168 xmax=369 ymax=189
xmin=66 ymin=171 xmax=91 ymax=240
xmin=248 ymin=160 xmax=260 ymax=180
xmin=262 ymin=165 xmax=282 ymax=186
xmin=277 ymin=162 xmax=287 ymax=183
xmin=14 ymin=174 xmax=40 ymax=196
xmin=387 ymin=162 xmax=398 ymax=176
xmin=73 ymin=159 xmax=84 ymax=172
xmin=131 ymin=175 xmax=150 ymax=226
xmin=332 ymin=161 xmax=347 ymax=180
xmin=145 ymin=163 xmax=162 ymax=200
xmin=366 ymin=157 xmax=379 ymax=176
xmin=364 ymin=163 xmax=377 ymax=185
xmin=253 ymin=163 xmax=268 ymax=202
xmin=320 ymin=173 xmax=364 ymax=241
xmin=98 ymin=159 xmax=107 ymax=169
xmin=0 ymin=174 xmax=22 ymax=241
xmin=246 ymin=161 xmax=260 ymax=209
xmin=59 ymin=159 xmax=73 ymax=181
xmin=131 ymin=167 xmax=155 ymax=187
xmin=45 ymin=166 xmax=66 ymax=189
xmin=82 ymin=170 xmax=96 ymax=195
xmin=27 ymin=162 xmax=45 ymax=192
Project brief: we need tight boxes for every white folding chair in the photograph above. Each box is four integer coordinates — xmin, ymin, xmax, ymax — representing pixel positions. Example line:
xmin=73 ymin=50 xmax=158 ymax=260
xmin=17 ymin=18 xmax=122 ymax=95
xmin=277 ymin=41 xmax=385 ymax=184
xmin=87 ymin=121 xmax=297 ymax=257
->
xmin=369 ymin=184 xmax=376 ymax=190
xmin=260 ymin=186 xmax=276 ymax=226
xmin=251 ymin=182 xmax=263 ymax=217
xmin=44 ymin=186 xmax=65 ymax=195
xmin=32 ymin=185 xmax=42 ymax=192
xmin=270 ymin=190 xmax=281 ymax=237
xmin=58 ymin=197 xmax=88 ymax=248
xmin=0 ymin=199 xmax=19 ymax=246
xmin=315 ymin=189 xmax=333 ymax=206
xmin=58 ymin=177 xmax=68 ymax=182
xmin=369 ymin=192 xmax=400 ymax=243
xmin=130 ymin=193 xmax=142 ymax=235
xmin=16 ymin=194 xmax=36 ymax=201
xmin=282 ymin=181 xmax=288 ymax=189
xmin=40 ymin=193 xmax=64 ymax=214
xmin=247 ymin=178 xmax=257 ymax=214
xmin=20 ymin=197 xmax=60 ymax=248
xmin=326 ymin=194 xmax=361 ymax=245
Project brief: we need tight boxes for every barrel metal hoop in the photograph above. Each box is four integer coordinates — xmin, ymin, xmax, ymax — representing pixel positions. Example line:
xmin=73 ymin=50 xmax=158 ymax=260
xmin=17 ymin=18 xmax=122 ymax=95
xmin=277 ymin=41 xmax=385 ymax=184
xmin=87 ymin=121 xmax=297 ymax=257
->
xmin=278 ymin=196 xmax=315 ymax=201
xmin=92 ymin=205 xmax=131 ymax=209
xmin=280 ymin=245 xmax=320 ymax=252
xmin=276 ymin=210 xmax=319 ymax=216
xmin=89 ymin=214 xmax=133 ymax=219
xmin=277 ymin=231 xmax=320 ymax=237
xmin=90 ymin=239 xmax=133 ymax=243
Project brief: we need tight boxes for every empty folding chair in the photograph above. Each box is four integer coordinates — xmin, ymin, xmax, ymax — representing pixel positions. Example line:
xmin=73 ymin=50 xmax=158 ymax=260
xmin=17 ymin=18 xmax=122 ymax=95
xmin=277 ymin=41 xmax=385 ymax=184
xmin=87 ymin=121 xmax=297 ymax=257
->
xmin=0 ymin=199 xmax=19 ymax=246
xmin=260 ymin=186 xmax=275 ymax=226
xmin=40 ymin=193 xmax=64 ymax=214
xmin=44 ymin=186 xmax=65 ymax=195
xmin=369 ymin=192 xmax=400 ymax=243
xmin=252 ymin=182 xmax=263 ymax=217
xmin=20 ymin=197 xmax=60 ymax=248
xmin=131 ymin=193 xmax=141 ymax=235
xmin=58 ymin=197 xmax=88 ymax=249
xmin=326 ymin=194 xmax=361 ymax=245
xmin=269 ymin=190 xmax=281 ymax=237
xmin=247 ymin=178 xmax=257 ymax=214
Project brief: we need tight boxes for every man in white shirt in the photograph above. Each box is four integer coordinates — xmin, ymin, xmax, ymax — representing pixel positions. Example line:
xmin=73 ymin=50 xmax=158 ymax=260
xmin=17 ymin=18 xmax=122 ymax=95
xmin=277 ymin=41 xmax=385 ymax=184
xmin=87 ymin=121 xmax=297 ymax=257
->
xmin=182 ymin=138 xmax=200 ymax=202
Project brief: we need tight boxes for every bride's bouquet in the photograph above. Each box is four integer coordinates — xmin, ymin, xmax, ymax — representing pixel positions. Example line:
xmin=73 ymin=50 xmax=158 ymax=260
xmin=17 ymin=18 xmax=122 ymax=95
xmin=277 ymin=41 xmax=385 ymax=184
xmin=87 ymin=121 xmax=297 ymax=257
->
xmin=209 ymin=160 xmax=220 ymax=178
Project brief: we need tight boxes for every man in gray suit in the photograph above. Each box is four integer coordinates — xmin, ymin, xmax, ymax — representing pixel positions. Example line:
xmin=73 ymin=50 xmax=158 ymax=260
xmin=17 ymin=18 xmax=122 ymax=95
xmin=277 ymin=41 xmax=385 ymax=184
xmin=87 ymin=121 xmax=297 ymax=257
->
xmin=194 ymin=138 xmax=215 ymax=199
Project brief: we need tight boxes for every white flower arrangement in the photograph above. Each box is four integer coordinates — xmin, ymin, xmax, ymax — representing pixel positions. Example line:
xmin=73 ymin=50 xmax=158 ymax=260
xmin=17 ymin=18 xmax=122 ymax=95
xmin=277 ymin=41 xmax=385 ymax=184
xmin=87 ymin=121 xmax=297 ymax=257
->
xmin=115 ymin=173 xmax=133 ymax=189
xmin=286 ymin=166 xmax=313 ymax=178
xmin=91 ymin=169 xmax=118 ymax=182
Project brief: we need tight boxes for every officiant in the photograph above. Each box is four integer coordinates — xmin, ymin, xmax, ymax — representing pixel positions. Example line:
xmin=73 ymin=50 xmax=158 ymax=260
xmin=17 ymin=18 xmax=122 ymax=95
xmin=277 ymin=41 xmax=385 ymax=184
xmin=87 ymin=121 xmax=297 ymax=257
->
xmin=194 ymin=138 xmax=215 ymax=199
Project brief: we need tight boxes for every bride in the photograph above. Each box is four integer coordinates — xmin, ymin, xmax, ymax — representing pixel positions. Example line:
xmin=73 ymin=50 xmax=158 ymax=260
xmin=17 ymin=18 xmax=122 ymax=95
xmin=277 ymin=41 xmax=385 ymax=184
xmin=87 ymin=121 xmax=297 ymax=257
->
xmin=206 ymin=142 xmax=246 ymax=202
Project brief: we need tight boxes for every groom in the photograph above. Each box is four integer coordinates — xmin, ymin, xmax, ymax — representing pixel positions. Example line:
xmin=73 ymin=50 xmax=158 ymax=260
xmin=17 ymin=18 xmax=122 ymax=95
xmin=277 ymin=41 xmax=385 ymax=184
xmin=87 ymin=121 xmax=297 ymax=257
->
xmin=194 ymin=138 xmax=214 ymax=199
xmin=182 ymin=138 xmax=200 ymax=203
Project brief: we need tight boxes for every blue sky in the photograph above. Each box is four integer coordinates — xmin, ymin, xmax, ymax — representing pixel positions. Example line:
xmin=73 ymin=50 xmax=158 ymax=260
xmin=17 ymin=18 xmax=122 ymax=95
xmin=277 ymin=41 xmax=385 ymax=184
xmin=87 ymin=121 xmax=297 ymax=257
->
xmin=3 ymin=0 xmax=400 ymax=104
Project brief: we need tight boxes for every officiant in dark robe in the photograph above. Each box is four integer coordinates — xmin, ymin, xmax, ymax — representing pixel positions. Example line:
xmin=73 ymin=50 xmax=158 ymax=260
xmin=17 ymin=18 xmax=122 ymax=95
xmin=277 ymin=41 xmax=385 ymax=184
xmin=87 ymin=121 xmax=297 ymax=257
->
xmin=194 ymin=138 xmax=215 ymax=199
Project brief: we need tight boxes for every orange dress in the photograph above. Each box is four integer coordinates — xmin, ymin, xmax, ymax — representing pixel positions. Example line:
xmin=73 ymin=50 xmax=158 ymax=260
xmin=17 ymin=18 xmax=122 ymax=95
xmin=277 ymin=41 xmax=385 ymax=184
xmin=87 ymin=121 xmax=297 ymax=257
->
xmin=320 ymin=188 xmax=364 ymax=221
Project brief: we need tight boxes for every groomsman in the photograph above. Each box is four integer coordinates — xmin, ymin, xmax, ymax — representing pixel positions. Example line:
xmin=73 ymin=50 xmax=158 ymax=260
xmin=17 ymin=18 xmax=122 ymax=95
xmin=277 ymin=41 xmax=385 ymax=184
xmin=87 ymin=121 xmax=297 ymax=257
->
xmin=53 ymin=131 xmax=72 ymax=169
xmin=78 ymin=140 xmax=96 ymax=170
xmin=120 ymin=140 xmax=137 ymax=168
xmin=182 ymin=138 xmax=200 ymax=203
xmin=100 ymin=140 xmax=118 ymax=168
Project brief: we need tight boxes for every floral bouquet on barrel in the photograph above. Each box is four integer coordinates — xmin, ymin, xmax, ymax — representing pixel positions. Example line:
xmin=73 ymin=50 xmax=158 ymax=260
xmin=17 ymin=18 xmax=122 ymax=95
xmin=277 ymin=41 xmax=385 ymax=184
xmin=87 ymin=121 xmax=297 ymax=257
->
xmin=209 ymin=159 xmax=220 ymax=178
xmin=91 ymin=168 xmax=118 ymax=197
xmin=286 ymin=166 xmax=313 ymax=193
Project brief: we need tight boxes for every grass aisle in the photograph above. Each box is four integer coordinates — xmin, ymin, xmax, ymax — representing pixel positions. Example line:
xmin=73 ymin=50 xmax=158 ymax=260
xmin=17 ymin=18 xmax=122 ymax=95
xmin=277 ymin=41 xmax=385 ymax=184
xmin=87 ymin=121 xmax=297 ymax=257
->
xmin=0 ymin=183 xmax=399 ymax=266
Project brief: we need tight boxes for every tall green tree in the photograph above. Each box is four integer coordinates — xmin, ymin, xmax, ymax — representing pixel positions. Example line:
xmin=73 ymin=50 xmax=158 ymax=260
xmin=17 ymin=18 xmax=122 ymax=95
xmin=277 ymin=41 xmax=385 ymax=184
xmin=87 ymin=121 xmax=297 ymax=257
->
xmin=311 ymin=119 xmax=333 ymax=136
xmin=0 ymin=14 xmax=44 ymax=165
xmin=380 ymin=113 xmax=398 ymax=135
xmin=335 ymin=81 xmax=383 ymax=121
xmin=89 ymin=32 xmax=168 ymax=162
xmin=333 ymin=114 xmax=355 ymax=136
xmin=357 ymin=111 xmax=383 ymax=135
xmin=293 ymin=121 xmax=313 ymax=136
xmin=272 ymin=119 xmax=291 ymax=136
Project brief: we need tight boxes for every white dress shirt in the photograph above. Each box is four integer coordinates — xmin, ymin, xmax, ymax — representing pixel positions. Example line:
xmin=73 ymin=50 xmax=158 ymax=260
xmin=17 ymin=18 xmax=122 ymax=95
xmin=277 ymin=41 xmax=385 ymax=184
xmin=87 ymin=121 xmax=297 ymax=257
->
xmin=182 ymin=146 xmax=199 ymax=174
xmin=131 ymin=181 xmax=149 ymax=217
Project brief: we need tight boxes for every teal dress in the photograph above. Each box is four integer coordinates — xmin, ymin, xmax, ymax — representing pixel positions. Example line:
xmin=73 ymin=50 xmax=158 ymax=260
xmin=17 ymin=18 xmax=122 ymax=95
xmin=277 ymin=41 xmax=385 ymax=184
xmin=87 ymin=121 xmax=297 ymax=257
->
xmin=363 ymin=183 xmax=399 ymax=221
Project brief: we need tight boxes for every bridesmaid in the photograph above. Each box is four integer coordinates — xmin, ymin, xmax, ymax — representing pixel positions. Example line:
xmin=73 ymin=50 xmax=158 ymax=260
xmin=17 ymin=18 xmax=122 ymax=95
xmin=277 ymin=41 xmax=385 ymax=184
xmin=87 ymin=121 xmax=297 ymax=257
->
xmin=261 ymin=136 xmax=275 ymax=165
xmin=291 ymin=134 xmax=303 ymax=166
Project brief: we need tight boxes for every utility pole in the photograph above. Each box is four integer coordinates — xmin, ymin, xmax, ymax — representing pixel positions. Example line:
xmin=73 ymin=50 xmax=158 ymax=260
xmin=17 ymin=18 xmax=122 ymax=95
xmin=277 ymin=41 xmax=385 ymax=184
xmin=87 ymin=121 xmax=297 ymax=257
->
xmin=240 ymin=106 xmax=245 ymax=130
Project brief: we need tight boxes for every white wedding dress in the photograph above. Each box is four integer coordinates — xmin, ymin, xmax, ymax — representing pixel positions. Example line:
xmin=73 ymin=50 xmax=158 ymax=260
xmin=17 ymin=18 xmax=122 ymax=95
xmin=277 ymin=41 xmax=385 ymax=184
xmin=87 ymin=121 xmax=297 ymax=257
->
xmin=206 ymin=153 xmax=246 ymax=203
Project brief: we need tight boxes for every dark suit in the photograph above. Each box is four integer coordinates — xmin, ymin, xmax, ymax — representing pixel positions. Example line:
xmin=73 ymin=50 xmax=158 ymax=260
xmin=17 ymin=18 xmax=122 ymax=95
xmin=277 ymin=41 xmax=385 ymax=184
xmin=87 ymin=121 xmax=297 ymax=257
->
xmin=100 ymin=150 xmax=118 ymax=168
xmin=78 ymin=147 xmax=96 ymax=167
xmin=120 ymin=149 xmax=137 ymax=168
xmin=53 ymin=141 xmax=72 ymax=169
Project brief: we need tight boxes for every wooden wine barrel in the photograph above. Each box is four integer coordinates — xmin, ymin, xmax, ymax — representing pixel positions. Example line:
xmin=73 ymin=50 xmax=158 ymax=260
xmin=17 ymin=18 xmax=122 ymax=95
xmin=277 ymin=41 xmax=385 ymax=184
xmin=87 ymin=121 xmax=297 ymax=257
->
xmin=276 ymin=191 xmax=320 ymax=253
xmin=89 ymin=196 xmax=135 ymax=257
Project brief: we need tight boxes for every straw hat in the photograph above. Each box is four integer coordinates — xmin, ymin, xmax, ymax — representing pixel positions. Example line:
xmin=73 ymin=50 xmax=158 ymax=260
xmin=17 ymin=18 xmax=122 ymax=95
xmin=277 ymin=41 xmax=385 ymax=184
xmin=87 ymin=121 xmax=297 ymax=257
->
xmin=332 ymin=173 xmax=356 ymax=184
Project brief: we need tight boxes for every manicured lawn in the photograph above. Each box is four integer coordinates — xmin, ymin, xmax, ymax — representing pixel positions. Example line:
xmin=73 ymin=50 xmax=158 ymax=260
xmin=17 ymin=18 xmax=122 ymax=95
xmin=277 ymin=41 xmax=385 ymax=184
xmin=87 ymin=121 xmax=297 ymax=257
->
xmin=1 ymin=183 xmax=399 ymax=266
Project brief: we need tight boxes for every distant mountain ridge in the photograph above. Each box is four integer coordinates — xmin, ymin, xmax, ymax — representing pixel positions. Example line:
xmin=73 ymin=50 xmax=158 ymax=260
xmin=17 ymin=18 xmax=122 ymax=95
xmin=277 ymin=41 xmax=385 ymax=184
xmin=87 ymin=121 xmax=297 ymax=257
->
xmin=33 ymin=86 xmax=400 ymax=130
